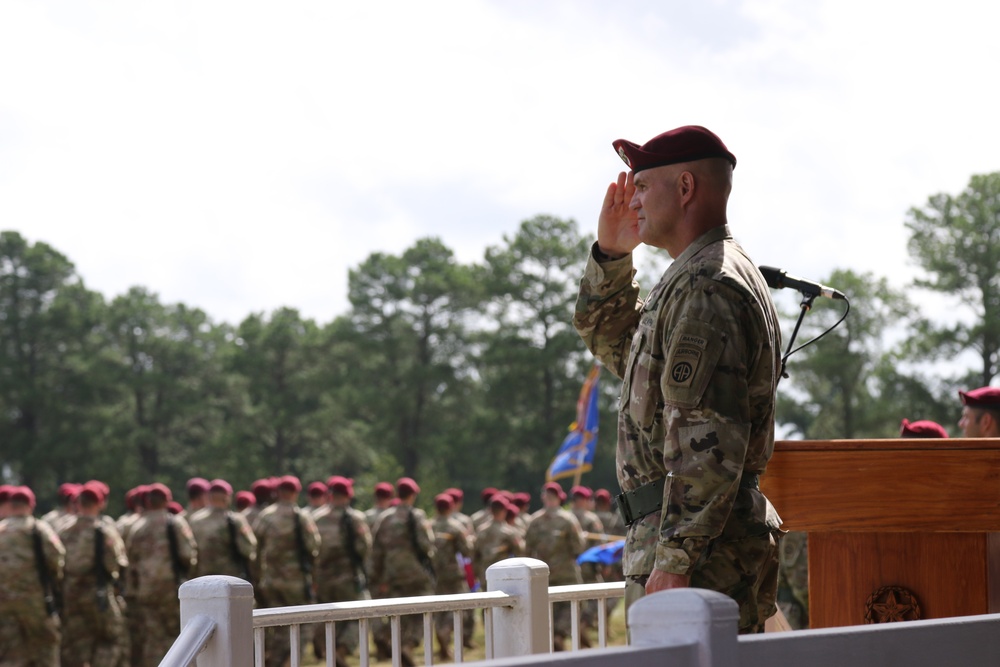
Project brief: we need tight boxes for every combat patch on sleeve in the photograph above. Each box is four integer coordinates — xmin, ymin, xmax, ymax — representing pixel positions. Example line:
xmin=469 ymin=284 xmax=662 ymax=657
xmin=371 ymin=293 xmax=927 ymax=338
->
xmin=663 ymin=319 xmax=724 ymax=408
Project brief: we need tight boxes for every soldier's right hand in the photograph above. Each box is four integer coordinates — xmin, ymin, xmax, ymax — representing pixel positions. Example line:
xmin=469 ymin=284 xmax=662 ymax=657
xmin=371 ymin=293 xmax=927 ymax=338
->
xmin=597 ymin=171 xmax=640 ymax=258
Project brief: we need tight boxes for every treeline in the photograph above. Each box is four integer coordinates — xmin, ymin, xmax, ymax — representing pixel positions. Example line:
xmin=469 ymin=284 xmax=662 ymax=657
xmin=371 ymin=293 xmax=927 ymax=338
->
xmin=3 ymin=172 xmax=998 ymax=513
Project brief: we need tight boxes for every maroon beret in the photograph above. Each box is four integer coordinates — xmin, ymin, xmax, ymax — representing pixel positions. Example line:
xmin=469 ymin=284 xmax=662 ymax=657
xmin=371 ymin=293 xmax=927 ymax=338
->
xmin=959 ymin=386 xmax=1000 ymax=408
xmin=148 ymin=482 xmax=173 ymax=502
xmin=506 ymin=504 xmax=520 ymax=520
xmin=86 ymin=480 xmax=111 ymax=498
xmin=512 ymin=492 xmax=531 ymax=508
xmin=79 ymin=483 xmax=104 ymax=504
xmin=434 ymin=493 xmax=454 ymax=512
xmin=11 ymin=485 xmax=36 ymax=508
xmin=327 ymin=476 xmax=354 ymax=498
xmin=444 ymin=487 xmax=464 ymax=502
xmin=186 ymin=477 xmax=211 ymax=493
xmin=389 ymin=498 xmax=401 ymax=507
xmin=307 ymin=481 xmax=328 ymax=497
xmin=613 ymin=125 xmax=736 ymax=174
xmin=542 ymin=482 xmax=566 ymax=501
xmin=900 ymin=419 xmax=949 ymax=438
xmin=374 ymin=481 xmax=394 ymax=498
xmin=595 ymin=488 xmax=612 ymax=502
xmin=58 ymin=483 xmax=81 ymax=501
xmin=167 ymin=501 xmax=184 ymax=515
xmin=0 ymin=485 xmax=13 ymax=503
xmin=210 ymin=479 xmax=233 ymax=495
xmin=278 ymin=475 xmax=302 ymax=493
xmin=235 ymin=490 xmax=255 ymax=510
xmin=480 ymin=486 xmax=499 ymax=504
xmin=490 ymin=495 xmax=511 ymax=512
xmin=396 ymin=477 xmax=420 ymax=495
xmin=570 ymin=485 xmax=592 ymax=500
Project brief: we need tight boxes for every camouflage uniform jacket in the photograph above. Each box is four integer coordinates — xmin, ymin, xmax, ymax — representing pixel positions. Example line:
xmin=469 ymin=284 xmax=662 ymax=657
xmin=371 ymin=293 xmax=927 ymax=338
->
xmin=125 ymin=509 xmax=197 ymax=600
xmin=431 ymin=515 xmax=473 ymax=588
xmin=0 ymin=515 xmax=65 ymax=609
xmin=572 ymin=508 xmax=605 ymax=544
xmin=595 ymin=509 xmax=625 ymax=536
xmin=57 ymin=514 xmax=128 ymax=611
xmin=370 ymin=505 xmax=435 ymax=591
xmin=524 ymin=507 xmax=585 ymax=585
xmin=188 ymin=506 xmax=257 ymax=579
xmin=312 ymin=504 xmax=371 ymax=591
xmin=253 ymin=501 xmax=320 ymax=595
xmin=473 ymin=518 xmax=525 ymax=582
xmin=364 ymin=506 xmax=388 ymax=531
xmin=574 ymin=226 xmax=782 ymax=577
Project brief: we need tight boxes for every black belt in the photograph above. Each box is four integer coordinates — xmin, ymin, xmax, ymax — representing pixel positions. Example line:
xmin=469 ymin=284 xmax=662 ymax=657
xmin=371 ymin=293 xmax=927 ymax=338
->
xmin=615 ymin=473 xmax=760 ymax=528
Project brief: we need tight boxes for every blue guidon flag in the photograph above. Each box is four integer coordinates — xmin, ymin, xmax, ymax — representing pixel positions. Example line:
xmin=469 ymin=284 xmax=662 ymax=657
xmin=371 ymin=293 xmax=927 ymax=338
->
xmin=546 ymin=364 xmax=601 ymax=482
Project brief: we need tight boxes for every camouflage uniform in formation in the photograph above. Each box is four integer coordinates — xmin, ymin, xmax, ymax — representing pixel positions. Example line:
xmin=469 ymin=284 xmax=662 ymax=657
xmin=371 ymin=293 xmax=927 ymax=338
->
xmin=187 ymin=506 xmax=257 ymax=580
xmin=312 ymin=503 xmax=371 ymax=655
xmin=370 ymin=505 xmax=436 ymax=653
xmin=524 ymin=506 xmax=585 ymax=642
xmin=57 ymin=515 xmax=129 ymax=667
xmin=473 ymin=518 xmax=525 ymax=584
xmin=574 ymin=225 xmax=784 ymax=633
xmin=430 ymin=514 xmax=474 ymax=651
xmin=254 ymin=501 xmax=320 ymax=667
xmin=571 ymin=506 xmax=605 ymax=635
xmin=0 ymin=516 xmax=64 ymax=667
xmin=126 ymin=509 xmax=197 ymax=667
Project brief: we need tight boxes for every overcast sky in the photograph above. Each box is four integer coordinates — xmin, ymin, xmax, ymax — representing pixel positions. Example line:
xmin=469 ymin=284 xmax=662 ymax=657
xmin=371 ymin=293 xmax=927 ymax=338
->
xmin=2 ymin=0 xmax=997 ymax=325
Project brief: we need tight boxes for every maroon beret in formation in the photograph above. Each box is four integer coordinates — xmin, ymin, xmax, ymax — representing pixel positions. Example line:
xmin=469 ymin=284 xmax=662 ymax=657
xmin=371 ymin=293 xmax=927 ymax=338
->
xmin=396 ymin=477 xmax=420 ymax=495
xmin=167 ymin=501 xmax=184 ymax=515
xmin=79 ymin=483 xmax=104 ymax=504
xmin=570 ymin=485 xmax=592 ymax=500
xmin=613 ymin=125 xmax=736 ymax=174
xmin=373 ymin=481 xmax=394 ymax=498
xmin=959 ymin=386 xmax=1000 ymax=408
xmin=512 ymin=492 xmax=531 ymax=508
xmin=148 ymin=482 xmax=173 ymax=502
xmin=389 ymin=498 xmax=401 ymax=507
xmin=210 ymin=479 xmax=233 ymax=495
xmin=87 ymin=480 xmax=111 ymax=498
xmin=235 ymin=491 xmax=255 ymax=510
xmin=900 ymin=419 xmax=949 ymax=438
xmin=542 ymin=482 xmax=566 ymax=501
xmin=480 ymin=486 xmax=499 ymax=504
xmin=0 ymin=485 xmax=13 ymax=502
xmin=11 ymin=485 xmax=36 ymax=508
xmin=595 ymin=488 xmax=612 ymax=502
xmin=444 ymin=487 xmax=464 ymax=502
xmin=278 ymin=475 xmax=302 ymax=493
xmin=327 ymin=476 xmax=354 ymax=498
xmin=434 ymin=493 xmax=454 ymax=512
xmin=506 ymin=504 xmax=520 ymax=519
xmin=187 ymin=477 xmax=211 ymax=493
xmin=58 ymin=483 xmax=81 ymax=501
xmin=490 ymin=495 xmax=511 ymax=512
xmin=307 ymin=481 xmax=327 ymax=497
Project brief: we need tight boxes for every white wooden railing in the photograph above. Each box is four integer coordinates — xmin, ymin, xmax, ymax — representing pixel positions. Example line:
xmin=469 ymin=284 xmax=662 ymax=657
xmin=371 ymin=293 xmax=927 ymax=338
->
xmin=161 ymin=557 xmax=1000 ymax=667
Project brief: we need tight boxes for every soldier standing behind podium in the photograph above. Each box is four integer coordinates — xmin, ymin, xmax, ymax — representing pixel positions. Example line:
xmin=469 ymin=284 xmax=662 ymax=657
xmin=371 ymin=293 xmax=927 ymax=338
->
xmin=187 ymin=479 xmax=257 ymax=580
xmin=312 ymin=476 xmax=371 ymax=667
xmin=370 ymin=477 xmax=435 ymax=667
xmin=0 ymin=486 xmax=64 ymax=667
xmin=254 ymin=475 xmax=320 ymax=667
xmin=574 ymin=125 xmax=783 ymax=634
xmin=126 ymin=482 xmax=197 ymax=667
xmin=58 ymin=482 xmax=129 ymax=667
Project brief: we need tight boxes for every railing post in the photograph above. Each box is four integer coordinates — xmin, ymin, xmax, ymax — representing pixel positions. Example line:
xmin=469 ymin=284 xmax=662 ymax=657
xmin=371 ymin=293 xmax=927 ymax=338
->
xmin=486 ymin=557 xmax=551 ymax=658
xmin=178 ymin=575 xmax=255 ymax=667
xmin=628 ymin=588 xmax=739 ymax=667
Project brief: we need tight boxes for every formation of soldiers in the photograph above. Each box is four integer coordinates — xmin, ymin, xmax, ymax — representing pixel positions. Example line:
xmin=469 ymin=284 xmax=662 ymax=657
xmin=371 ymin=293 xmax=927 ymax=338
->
xmin=0 ymin=475 xmax=625 ymax=667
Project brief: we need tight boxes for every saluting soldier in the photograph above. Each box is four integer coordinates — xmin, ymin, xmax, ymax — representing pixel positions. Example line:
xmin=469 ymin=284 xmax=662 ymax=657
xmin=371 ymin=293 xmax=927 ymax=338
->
xmin=126 ymin=482 xmax=197 ymax=667
xmin=254 ymin=475 xmax=320 ymax=667
xmin=58 ymin=482 xmax=130 ymax=667
xmin=187 ymin=479 xmax=257 ymax=580
xmin=0 ymin=486 xmax=65 ymax=667
xmin=525 ymin=482 xmax=585 ymax=651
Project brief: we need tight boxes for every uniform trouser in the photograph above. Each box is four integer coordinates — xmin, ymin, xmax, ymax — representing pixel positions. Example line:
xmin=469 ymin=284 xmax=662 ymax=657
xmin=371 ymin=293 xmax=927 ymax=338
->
xmin=549 ymin=574 xmax=583 ymax=640
xmin=0 ymin=604 xmax=60 ymax=667
xmin=374 ymin=580 xmax=433 ymax=649
xmin=623 ymin=531 xmax=781 ymax=636
xmin=134 ymin=595 xmax=181 ymax=667
xmin=315 ymin=579 xmax=370 ymax=654
xmin=579 ymin=563 xmax=604 ymax=629
xmin=61 ymin=595 xmax=126 ymax=667
xmin=433 ymin=578 xmax=471 ymax=644
xmin=260 ymin=585 xmax=314 ymax=667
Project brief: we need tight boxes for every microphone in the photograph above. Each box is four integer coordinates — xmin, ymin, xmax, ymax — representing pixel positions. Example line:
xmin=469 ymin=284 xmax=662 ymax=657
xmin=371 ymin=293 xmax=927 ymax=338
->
xmin=758 ymin=266 xmax=846 ymax=300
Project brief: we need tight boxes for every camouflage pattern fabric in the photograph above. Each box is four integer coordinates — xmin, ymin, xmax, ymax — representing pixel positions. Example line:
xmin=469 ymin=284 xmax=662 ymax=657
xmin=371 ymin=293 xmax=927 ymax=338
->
xmin=431 ymin=515 xmax=473 ymax=642
xmin=188 ymin=506 xmax=257 ymax=580
xmin=572 ymin=508 xmax=605 ymax=635
xmin=126 ymin=509 xmax=197 ymax=667
xmin=0 ymin=516 xmax=64 ymax=667
xmin=313 ymin=503 xmax=371 ymax=653
xmin=595 ymin=509 xmax=626 ymax=619
xmin=58 ymin=515 xmax=129 ymax=667
xmin=574 ymin=226 xmax=783 ymax=633
xmin=776 ymin=531 xmax=809 ymax=629
xmin=370 ymin=505 xmax=436 ymax=650
xmin=525 ymin=507 xmax=585 ymax=640
xmin=473 ymin=519 xmax=525 ymax=583
xmin=254 ymin=501 xmax=320 ymax=667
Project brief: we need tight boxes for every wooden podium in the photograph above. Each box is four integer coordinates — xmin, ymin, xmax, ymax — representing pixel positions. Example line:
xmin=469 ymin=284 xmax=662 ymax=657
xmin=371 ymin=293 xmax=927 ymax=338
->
xmin=761 ymin=438 xmax=1000 ymax=628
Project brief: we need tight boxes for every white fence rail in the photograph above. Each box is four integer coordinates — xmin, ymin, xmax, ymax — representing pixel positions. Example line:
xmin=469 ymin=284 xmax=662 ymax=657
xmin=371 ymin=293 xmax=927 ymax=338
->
xmin=164 ymin=558 xmax=1000 ymax=667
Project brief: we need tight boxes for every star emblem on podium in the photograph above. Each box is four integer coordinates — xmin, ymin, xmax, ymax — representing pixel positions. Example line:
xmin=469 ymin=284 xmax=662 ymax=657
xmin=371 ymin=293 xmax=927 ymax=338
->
xmin=865 ymin=586 xmax=921 ymax=623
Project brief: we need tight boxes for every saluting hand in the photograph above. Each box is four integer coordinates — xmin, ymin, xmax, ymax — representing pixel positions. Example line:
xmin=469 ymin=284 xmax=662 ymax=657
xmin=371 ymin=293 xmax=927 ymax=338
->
xmin=597 ymin=171 xmax=640 ymax=258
